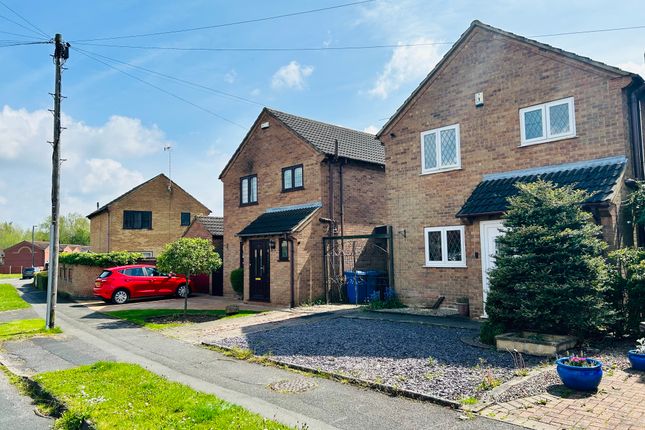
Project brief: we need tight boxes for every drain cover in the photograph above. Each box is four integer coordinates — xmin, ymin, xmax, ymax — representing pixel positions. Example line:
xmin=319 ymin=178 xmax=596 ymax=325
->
xmin=268 ymin=378 xmax=318 ymax=394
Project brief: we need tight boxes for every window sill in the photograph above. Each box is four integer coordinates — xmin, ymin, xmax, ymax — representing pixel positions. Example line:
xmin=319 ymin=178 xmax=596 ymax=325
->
xmin=281 ymin=187 xmax=304 ymax=193
xmin=420 ymin=166 xmax=462 ymax=176
xmin=519 ymin=134 xmax=577 ymax=147
xmin=239 ymin=202 xmax=259 ymax=207
xmin=423 ymin=263 xmax=467 ymax=268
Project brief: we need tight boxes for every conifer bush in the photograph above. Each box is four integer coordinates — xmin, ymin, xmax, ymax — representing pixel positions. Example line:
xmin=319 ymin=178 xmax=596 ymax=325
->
xmin=484 ymin=180 xmax=612 ymax=339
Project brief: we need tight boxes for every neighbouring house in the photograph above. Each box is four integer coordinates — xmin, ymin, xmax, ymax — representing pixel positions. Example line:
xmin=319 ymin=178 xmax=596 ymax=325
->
xmin=182 ymin=215 xmax=224 ymax=295
xmin=220 ymin=108 xmax=386 ymax=306
xmin=0 ymin=240 xmax=91 ymax=274
xmin=87 ymin=173 xmax=210 ymax=258
xmin=377 ymin=20 xmax=645 ymax=318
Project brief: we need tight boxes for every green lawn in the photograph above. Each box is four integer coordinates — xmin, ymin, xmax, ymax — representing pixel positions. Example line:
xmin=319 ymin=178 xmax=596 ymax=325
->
xmin=104 ymin=309 xmax=260 ymax=330
xmin=34 ymin=361 xmax=292 ymax=429
xmin=0 ymin=319 xmax=61 ymax=341
xmin=0 ymin=283 xmax=30 ymax=312
xmin=0 ymin=273 xmax=21 ymax=279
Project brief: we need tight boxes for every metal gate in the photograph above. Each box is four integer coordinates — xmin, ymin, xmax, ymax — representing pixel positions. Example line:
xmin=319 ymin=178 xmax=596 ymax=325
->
xmin=323 ymin=225 xmax=394 ymax=304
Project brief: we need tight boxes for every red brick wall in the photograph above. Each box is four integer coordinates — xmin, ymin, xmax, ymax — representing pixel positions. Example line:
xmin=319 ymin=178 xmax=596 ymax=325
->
xmin=0 ymin=242 xmax=45 ymax=273
xmin=381 ymin=27 xmax=636 ymax=317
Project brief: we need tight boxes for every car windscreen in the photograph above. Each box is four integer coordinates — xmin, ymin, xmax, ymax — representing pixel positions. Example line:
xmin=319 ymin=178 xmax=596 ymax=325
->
xmin=98 ymin=270 xmax=112 ymax=278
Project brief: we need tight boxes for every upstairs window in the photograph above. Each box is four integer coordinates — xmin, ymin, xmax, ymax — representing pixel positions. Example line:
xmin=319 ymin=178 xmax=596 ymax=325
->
xmin=282 ymin=165 xmax=304 ymax=192
xmin=520 ymin=97 xmax=575 ymax=146
xmin=180 ymin=212 xmax=191 ymax=226
xmin=123 ymin=211 xmax=152 ymax=230
xmin=424 ymin=226 xmax=466 ymax=268
xmin=420 ymin=124 xmax=461 ymax=174
xmin=240 ymin=175 xmax=258 ymax=206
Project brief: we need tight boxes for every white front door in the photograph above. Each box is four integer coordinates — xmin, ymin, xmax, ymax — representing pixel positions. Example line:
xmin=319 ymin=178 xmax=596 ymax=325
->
xmin=480 ymin=220 xmax=505 ymax=317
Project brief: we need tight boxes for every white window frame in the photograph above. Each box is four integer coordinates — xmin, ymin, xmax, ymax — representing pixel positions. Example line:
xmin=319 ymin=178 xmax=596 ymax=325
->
xmin=424 ymin=225 xmax=466 ymax=268
xmin=420 ymin=124 xmax=461 ymax=175
xmin=519 ymin=97 xmax=576 ymax=146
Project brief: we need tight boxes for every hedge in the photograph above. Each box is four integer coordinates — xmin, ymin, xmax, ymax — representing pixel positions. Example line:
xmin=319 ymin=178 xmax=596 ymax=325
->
xmin=59 ymin=251 xmax=144 ymax=268
xmin=34 ymin=271 xmax=48 ymax=291
xmin=230 ymin=268 xmax=243 ymax=296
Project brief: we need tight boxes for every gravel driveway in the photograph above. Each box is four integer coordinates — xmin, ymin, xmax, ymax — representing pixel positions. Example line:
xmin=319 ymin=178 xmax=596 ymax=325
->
xmin=213 ymin=316 xmax=539 ymax=401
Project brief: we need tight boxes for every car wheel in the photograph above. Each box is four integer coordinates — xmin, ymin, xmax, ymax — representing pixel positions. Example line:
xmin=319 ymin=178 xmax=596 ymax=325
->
xmin=176 ymin=284 xmax=190 ymax=298
xmin=112 ymin=289 xmax=129 ymax=304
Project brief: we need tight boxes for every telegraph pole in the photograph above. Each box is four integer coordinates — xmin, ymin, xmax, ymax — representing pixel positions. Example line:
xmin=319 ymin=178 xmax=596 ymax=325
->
xmin=46 ymin=34 xmax=69 ymax=329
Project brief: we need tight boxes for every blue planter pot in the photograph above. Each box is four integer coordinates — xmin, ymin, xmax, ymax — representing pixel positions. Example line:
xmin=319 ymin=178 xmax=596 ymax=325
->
xmin=628 ymin=351 xmax=645 ymax=371
xmin=556 ymin=357 xmax=603 ymax=391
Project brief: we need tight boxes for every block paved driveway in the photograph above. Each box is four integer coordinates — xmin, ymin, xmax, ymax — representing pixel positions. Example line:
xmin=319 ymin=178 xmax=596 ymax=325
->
xmin=482 ymin=367 xmax=645 ymax=430
xmin=2 ymin=279 xmax=519 ymax=430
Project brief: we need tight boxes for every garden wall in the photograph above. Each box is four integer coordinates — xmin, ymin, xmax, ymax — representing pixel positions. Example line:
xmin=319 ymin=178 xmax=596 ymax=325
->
xmin=58 ymin=264 xmax=102 ymax=298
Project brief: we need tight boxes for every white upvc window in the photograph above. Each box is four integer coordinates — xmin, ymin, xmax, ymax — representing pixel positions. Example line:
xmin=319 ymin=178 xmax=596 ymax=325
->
xmin=424 ymin=226 xmax=466 ymax=268
xmin=519 ymin=97 xmax=576 ymax=146
xmin=420 ymin=124 xmax=461 ymax=174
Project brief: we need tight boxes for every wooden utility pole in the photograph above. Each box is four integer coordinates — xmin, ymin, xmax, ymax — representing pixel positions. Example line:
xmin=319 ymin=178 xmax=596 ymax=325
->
xmin=46 ymin=34 xmax=68 ymax=329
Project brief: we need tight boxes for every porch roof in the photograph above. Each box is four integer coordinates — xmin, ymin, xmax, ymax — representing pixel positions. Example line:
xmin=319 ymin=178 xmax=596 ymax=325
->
xmin=456 ymin=156 xmax=627 ymax=218
xmin=237 ymin=202 xmax=322 ymax=237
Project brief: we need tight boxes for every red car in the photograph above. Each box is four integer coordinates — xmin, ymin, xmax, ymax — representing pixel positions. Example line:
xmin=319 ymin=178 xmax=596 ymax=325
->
xmin=93 ymin=264 xmax=191 ymax=304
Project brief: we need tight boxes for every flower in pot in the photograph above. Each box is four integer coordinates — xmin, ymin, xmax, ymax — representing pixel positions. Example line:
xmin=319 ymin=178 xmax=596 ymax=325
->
xmin=555 ymin=355 xmax=603 ymax=391
xmin=628 ymin=338 xmax=645 ymax=371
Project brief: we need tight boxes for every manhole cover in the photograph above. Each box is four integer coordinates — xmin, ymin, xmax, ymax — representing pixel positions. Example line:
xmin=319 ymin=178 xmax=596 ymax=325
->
xmin=268 ymin=378 xmax=318 ymax=394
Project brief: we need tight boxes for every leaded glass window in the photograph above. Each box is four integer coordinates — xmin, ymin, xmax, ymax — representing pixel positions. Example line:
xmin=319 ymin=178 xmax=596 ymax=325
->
xmin=421 ymin=124 xmax=460 ymax=173
xmin=424 ymin=226 xmax=466 ymax=267
xmin=520 ymin=97 xmax=575 ymax=145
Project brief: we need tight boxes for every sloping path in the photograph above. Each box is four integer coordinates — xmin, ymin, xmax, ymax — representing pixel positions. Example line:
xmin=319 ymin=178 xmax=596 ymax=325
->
xmin=3 ymin=279 xmax=519 ymax=430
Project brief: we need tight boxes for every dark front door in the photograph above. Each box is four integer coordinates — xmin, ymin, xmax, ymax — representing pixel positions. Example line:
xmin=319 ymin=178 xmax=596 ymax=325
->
xmin=249 ymin=240 xmax=270 ymax=302
xmin=211 ymin=267 xmax=223 ymax=296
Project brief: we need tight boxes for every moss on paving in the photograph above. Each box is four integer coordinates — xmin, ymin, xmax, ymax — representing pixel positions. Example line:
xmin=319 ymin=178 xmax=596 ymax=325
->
xmin=34 ymin=361 xmax=292 ymax=429
xmin=105 ymin=309 xmax=260 ymax=330
xmin=0 ymin=283 xmax=30 ymax=312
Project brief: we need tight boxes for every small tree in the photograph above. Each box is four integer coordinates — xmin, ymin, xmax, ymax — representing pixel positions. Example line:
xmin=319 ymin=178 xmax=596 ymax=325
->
xmin=156 ymin=238 xmax=222 ymax=318
xmin=485 ymin=180 xmax=612 ymax=339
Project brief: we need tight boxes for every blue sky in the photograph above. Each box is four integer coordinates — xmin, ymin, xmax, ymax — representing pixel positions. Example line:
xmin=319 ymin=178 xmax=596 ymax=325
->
xmin=1 ymin=0 xmax=644 ymax=228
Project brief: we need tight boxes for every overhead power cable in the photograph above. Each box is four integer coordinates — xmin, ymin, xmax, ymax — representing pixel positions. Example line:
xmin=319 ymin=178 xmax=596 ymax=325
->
xmin=0 ymin=29 xmax=41 ymax=39
xmin=0 ymin=40 xmax=51 ymax=48
xmin=0 ymin=13 xmax=48 ymax=38
xmin=73 ymin=47 xmax=247 ymax=129
xmin=73 ymin=46 xmax=265 ymax=107
xmin=0 ymin=0 xmax=49 ymax=38
xmin=71 ymin=0 xmax=375 ymax=43
xmin=72 ymin=40 xmax=454 ymax=52
xmin=73 ymin=23 xmax=645 ymax=54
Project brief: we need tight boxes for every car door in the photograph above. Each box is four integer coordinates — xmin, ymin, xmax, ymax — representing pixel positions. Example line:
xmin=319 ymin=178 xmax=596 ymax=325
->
xmin=145 ymin=267 xmax=171 ymax=295
xmin=122 ymin=267 xmax=154 ymax=297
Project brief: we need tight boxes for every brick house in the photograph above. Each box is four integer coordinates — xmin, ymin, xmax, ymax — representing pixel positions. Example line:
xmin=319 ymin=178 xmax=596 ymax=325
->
xmin=220 ymin=108 xmax=386 ymax=306
xmin=88 ymin=173 xmax=210 ymax=258
xmin=182 ymin=215 xmax=224 ymax=295
xmin=0 ymin=240 xmax=91 ymax=274
xmin=377 ymin=21 xmax=645 ymax=317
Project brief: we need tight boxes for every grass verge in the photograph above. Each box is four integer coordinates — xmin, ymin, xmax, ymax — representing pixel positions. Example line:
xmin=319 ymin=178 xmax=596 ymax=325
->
xmin=104 ymin=309 xmax=260 ymax=330
xmin=0 ymin=319 xmax=62 ymax=342
xmin=0 ymin=273 xmax=21 ymax=279
xmin=0 ymin=283 xmax=30 ymax=312
xmin=33 ymin=361 xmax=292 ymax=429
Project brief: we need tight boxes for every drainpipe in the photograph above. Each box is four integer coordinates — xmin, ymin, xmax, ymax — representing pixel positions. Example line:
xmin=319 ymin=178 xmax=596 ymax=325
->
xmin=288 ymin=234 xmax=296 ymax=308
xmin=339 ymin=159 xmax=345 ymax=276
xmin=628 ymin=78 xmax=645 ymax=245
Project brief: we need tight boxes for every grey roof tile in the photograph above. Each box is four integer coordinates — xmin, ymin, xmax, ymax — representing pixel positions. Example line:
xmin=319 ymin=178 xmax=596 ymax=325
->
xmin=457 ymin=156 xmax=627 ymax=218
xmin=195 ymin=216 xmax=223 ymax=236
xmin=268 ymin=109 xmax=385 ymax=165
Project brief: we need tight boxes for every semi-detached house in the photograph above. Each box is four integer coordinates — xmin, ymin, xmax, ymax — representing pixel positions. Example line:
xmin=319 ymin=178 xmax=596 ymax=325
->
xmin=377 ymin=21 xmax=645 ymax=317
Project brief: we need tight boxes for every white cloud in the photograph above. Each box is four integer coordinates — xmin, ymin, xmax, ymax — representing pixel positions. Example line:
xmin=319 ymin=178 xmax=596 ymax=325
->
xmin=224 ymin=69 xmax=237 ymax=84
xmin=368 ymin=38 xmax=442 ymax=99
xmin=0 ymin=196 xmax=7 ymax=205
xmin=0 ymin=105 xmax=175 ymax=226
xmin=363 ymin=125 xmax=380 ymax=134
xmin=271 ymin=61 xmax=314 ymax=90
xmin=250 ymin=88 xmax=261 ymax=97
xmin=81 ymin=159 xmax=145 ymax=194
xmin=618 ymin=61 xmax=645 ymax=78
